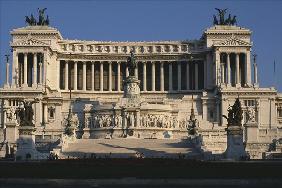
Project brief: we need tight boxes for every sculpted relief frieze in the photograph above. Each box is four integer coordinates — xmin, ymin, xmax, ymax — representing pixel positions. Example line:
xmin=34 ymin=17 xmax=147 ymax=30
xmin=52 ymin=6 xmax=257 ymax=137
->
xmin=214 ymin=37 xmax=251 ymax=47
xmin=57 ymin=54 xmax=202 ymax=61
xmin=11 ymin=38 xmax=50 ymax=47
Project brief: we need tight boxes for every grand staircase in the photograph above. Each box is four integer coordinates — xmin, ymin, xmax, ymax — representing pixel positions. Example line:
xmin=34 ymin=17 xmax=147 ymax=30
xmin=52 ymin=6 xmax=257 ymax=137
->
xmin=58 ymin=138 xmax=205 ymax=159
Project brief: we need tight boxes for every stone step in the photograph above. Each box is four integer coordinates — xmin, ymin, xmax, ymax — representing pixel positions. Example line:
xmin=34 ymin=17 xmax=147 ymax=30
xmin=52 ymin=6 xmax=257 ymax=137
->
xmin=61 ymin=138 xmax=201 ymax=158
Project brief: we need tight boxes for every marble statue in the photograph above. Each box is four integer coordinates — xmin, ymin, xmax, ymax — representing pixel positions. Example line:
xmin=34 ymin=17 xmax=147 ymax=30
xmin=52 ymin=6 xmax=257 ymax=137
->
xmin=246 ymin=107 xmax=256 ymax=123
xmin=6 ymin=107 xmax=17 ymax=122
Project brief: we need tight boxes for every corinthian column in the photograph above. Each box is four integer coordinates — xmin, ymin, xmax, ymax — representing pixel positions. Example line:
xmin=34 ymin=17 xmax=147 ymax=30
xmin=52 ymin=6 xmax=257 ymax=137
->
xmin=109 ymin=61 xmax=112 ymax=91
xmin=83 ymin=61 xmax=87 ymax=91
xmin=39 ymin=62 xmax=42 ymax=85
xmin=74 ymin=61 xmax=78 ymax=90
xmin=215 ymin=50 xmax=220 ymax=86
xmin=23 ymin=52 xmax=28 ymax=87
xmin=33 ymin=53 xmax=37 ymax=87
xmin=5 ymin=61 xmax=9 ymax=88
xmin=143 ymin=62 xmax=147 ymax=91
xmin=169 ymin=62 xmax=173 ymax=91
xmin=246 ymin=50 xmax=251 ymax=86
xmin=65 ymin=61 xmax=69 ymax=90
xmin=117 ymin=61 xmax=121 ymax=91
xmin=178 ymin=61 xmax=181 ymax=91
xmin=195 ymin=63 xmax=198 ymax=90
xmin=151 ymin=61 xmax=155 ymax=91
xmin=160 ymin=61 xmax=164 ymax=91
xmin=186 ymin=62 xmax=190 ymax=90
xmin=92 ymin=61 xmax=95 ymax=91
xmin=236 ymin=53 xmax=240 ymax=87
xmin=100 ymin=61 xmax=104 ymax=91
xmin=227 ymin=53 xmax=231 ymax=87
xmin=12 ymin=51 xmax=18 ymax=87
xmin=134 ymin=63 xmax=138 ymax=79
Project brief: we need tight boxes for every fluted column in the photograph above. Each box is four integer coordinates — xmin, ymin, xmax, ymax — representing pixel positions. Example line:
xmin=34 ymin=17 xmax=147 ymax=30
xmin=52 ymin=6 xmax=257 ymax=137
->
xmin=195 ymin=63 xmax=198 ymax=90
xmin=134 ymin=63 xmax=138 ymax=78
xmin=65 ymin=61 xmax=69 ymax=90
xmin=160 ymin=61 xmax=164 ymax=91
xmin=39 ymin=62 xmax=42 ymax=85
xmin=91 ymin=61 xmax=95 ymax=91
xmin=169 ymin=62 xmax=173 ymax=91
xmin=186 ymin=62 xmax=190 ymax=90
xmin=5 ymin=61 xmax=9 ymax=87
xmin=23 ymin=52 xmax=28 ymax=87
xmin=32 ymin=53 xmax=37 ymax=87
xmin=177 ymin=61 xmax=181 ymax=91
xmin=74 ymin=61 xmax=78 ymax=90
xmin=12 ymin=51 xmax=18 ymax=87
xmin=254 ymin=62 xmax=258 ymax=86
xmin=215 ymin=50 xmax=220 ymax=86
xmin=83 ymin=61 xmax=87 ymax=91
xmin=143 ymin=62 xmax=147 ymax=91
xmin=117 ymin=61 xmax=121 ymax=91
xmin=43 ymin=104 xmax=48 ymax=124
xmin=220 ymin=63 xmax=225 ymax=84
xmin=151 ymin=61 xmax=155 ymax=91
xmin=236 ymin=53 xmax=240 ymax=87
xmin=109 ymin=61 xmax=112 ymax=91
xmin=227 ymin=53 xmax=231 ymax=86
xmin=100 ymin=61 xmax=103 ymax=91
xmin=246 ymin=50 xmax=251 ymax=86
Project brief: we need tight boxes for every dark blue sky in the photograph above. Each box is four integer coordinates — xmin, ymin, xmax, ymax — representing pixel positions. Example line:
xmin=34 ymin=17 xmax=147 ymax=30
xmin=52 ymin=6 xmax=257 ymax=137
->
xmin=0 ymin=0 xmax=282 ymax=91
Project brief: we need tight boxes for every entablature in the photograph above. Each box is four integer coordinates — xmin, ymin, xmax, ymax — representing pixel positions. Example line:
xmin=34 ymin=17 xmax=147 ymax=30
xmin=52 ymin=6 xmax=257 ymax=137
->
xmin=56 ymin=53 xmax=205 ymax=62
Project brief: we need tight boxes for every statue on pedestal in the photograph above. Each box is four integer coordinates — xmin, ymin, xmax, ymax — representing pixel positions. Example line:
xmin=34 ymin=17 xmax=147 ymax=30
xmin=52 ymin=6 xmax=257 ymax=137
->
xmin=126 ymin=51 xmax=137 ymax=77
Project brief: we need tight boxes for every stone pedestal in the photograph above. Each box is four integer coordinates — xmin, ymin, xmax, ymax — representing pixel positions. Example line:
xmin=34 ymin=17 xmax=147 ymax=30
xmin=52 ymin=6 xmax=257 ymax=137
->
xmin=244 ymin=122 xmax=258 ymax=143
xmin=16 ymin=126 xmax=37 ymax=160
xmin=121 ymin=76 xmax=141 ymax=137
xmin=5 ymin=122 xmax=19 ymax=144
xmin=225 ymin=125 xmax=247 ymax=160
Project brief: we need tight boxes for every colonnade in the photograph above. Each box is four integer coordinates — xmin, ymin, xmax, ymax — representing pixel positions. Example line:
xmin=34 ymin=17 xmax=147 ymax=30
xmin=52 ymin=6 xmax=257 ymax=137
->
xmin=10 ymin=52 xmax=44 ymax=88
xmin=216 ymin=51 xmax=252 ymax=87
xmin=60 ymin=60 xmax=204 ymax=92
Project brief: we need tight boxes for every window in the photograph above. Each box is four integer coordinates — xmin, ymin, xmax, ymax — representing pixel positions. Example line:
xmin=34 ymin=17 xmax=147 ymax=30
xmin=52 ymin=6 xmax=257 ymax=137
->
xmin=244 ymin=100 xmax=256 ymax=107
xmin=278 ymin=108 xmax=282 ymax=118
xmin=48 ymin=106 xmax=55 ymax=120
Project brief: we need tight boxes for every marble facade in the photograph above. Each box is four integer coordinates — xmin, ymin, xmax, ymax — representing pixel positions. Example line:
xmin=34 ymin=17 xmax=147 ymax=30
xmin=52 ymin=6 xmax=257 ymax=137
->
xmin=0 ymin=22 xmax=282 ymax=159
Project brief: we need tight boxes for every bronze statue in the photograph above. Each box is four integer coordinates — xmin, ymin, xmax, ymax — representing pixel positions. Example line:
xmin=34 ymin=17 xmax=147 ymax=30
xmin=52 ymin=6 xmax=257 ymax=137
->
xmin=16 ymin=99 xmax=39 ymax=126
xmin=223 ymin=97 xmax=243 ymax=126
xmin=126 ymin=51 xmax=137 ymax=77
xmin=213 ymin=8 xmax=237 ymax=26
xmin=215 ymin=8 xmax=228 ymax=25
xmin=25 ymin=8 xmax=49 ymax=26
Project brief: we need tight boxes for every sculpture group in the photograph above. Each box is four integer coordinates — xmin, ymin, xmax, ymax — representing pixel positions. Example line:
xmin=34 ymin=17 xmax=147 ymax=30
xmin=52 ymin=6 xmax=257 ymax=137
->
xmin=25 ymin=8 xmax=49 ymax=26
xmin=213 ymin=8 xmax=237 ymax=26
xmin=223 ymin=98 xmax=243 ymax=126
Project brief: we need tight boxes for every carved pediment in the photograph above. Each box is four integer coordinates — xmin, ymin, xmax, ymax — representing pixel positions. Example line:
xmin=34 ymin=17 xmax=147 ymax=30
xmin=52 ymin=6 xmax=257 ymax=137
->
xmin=11 ymin=38 xmax=49 ymax=47
xmin=214 ymin=36 xmax=251 ymax=47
